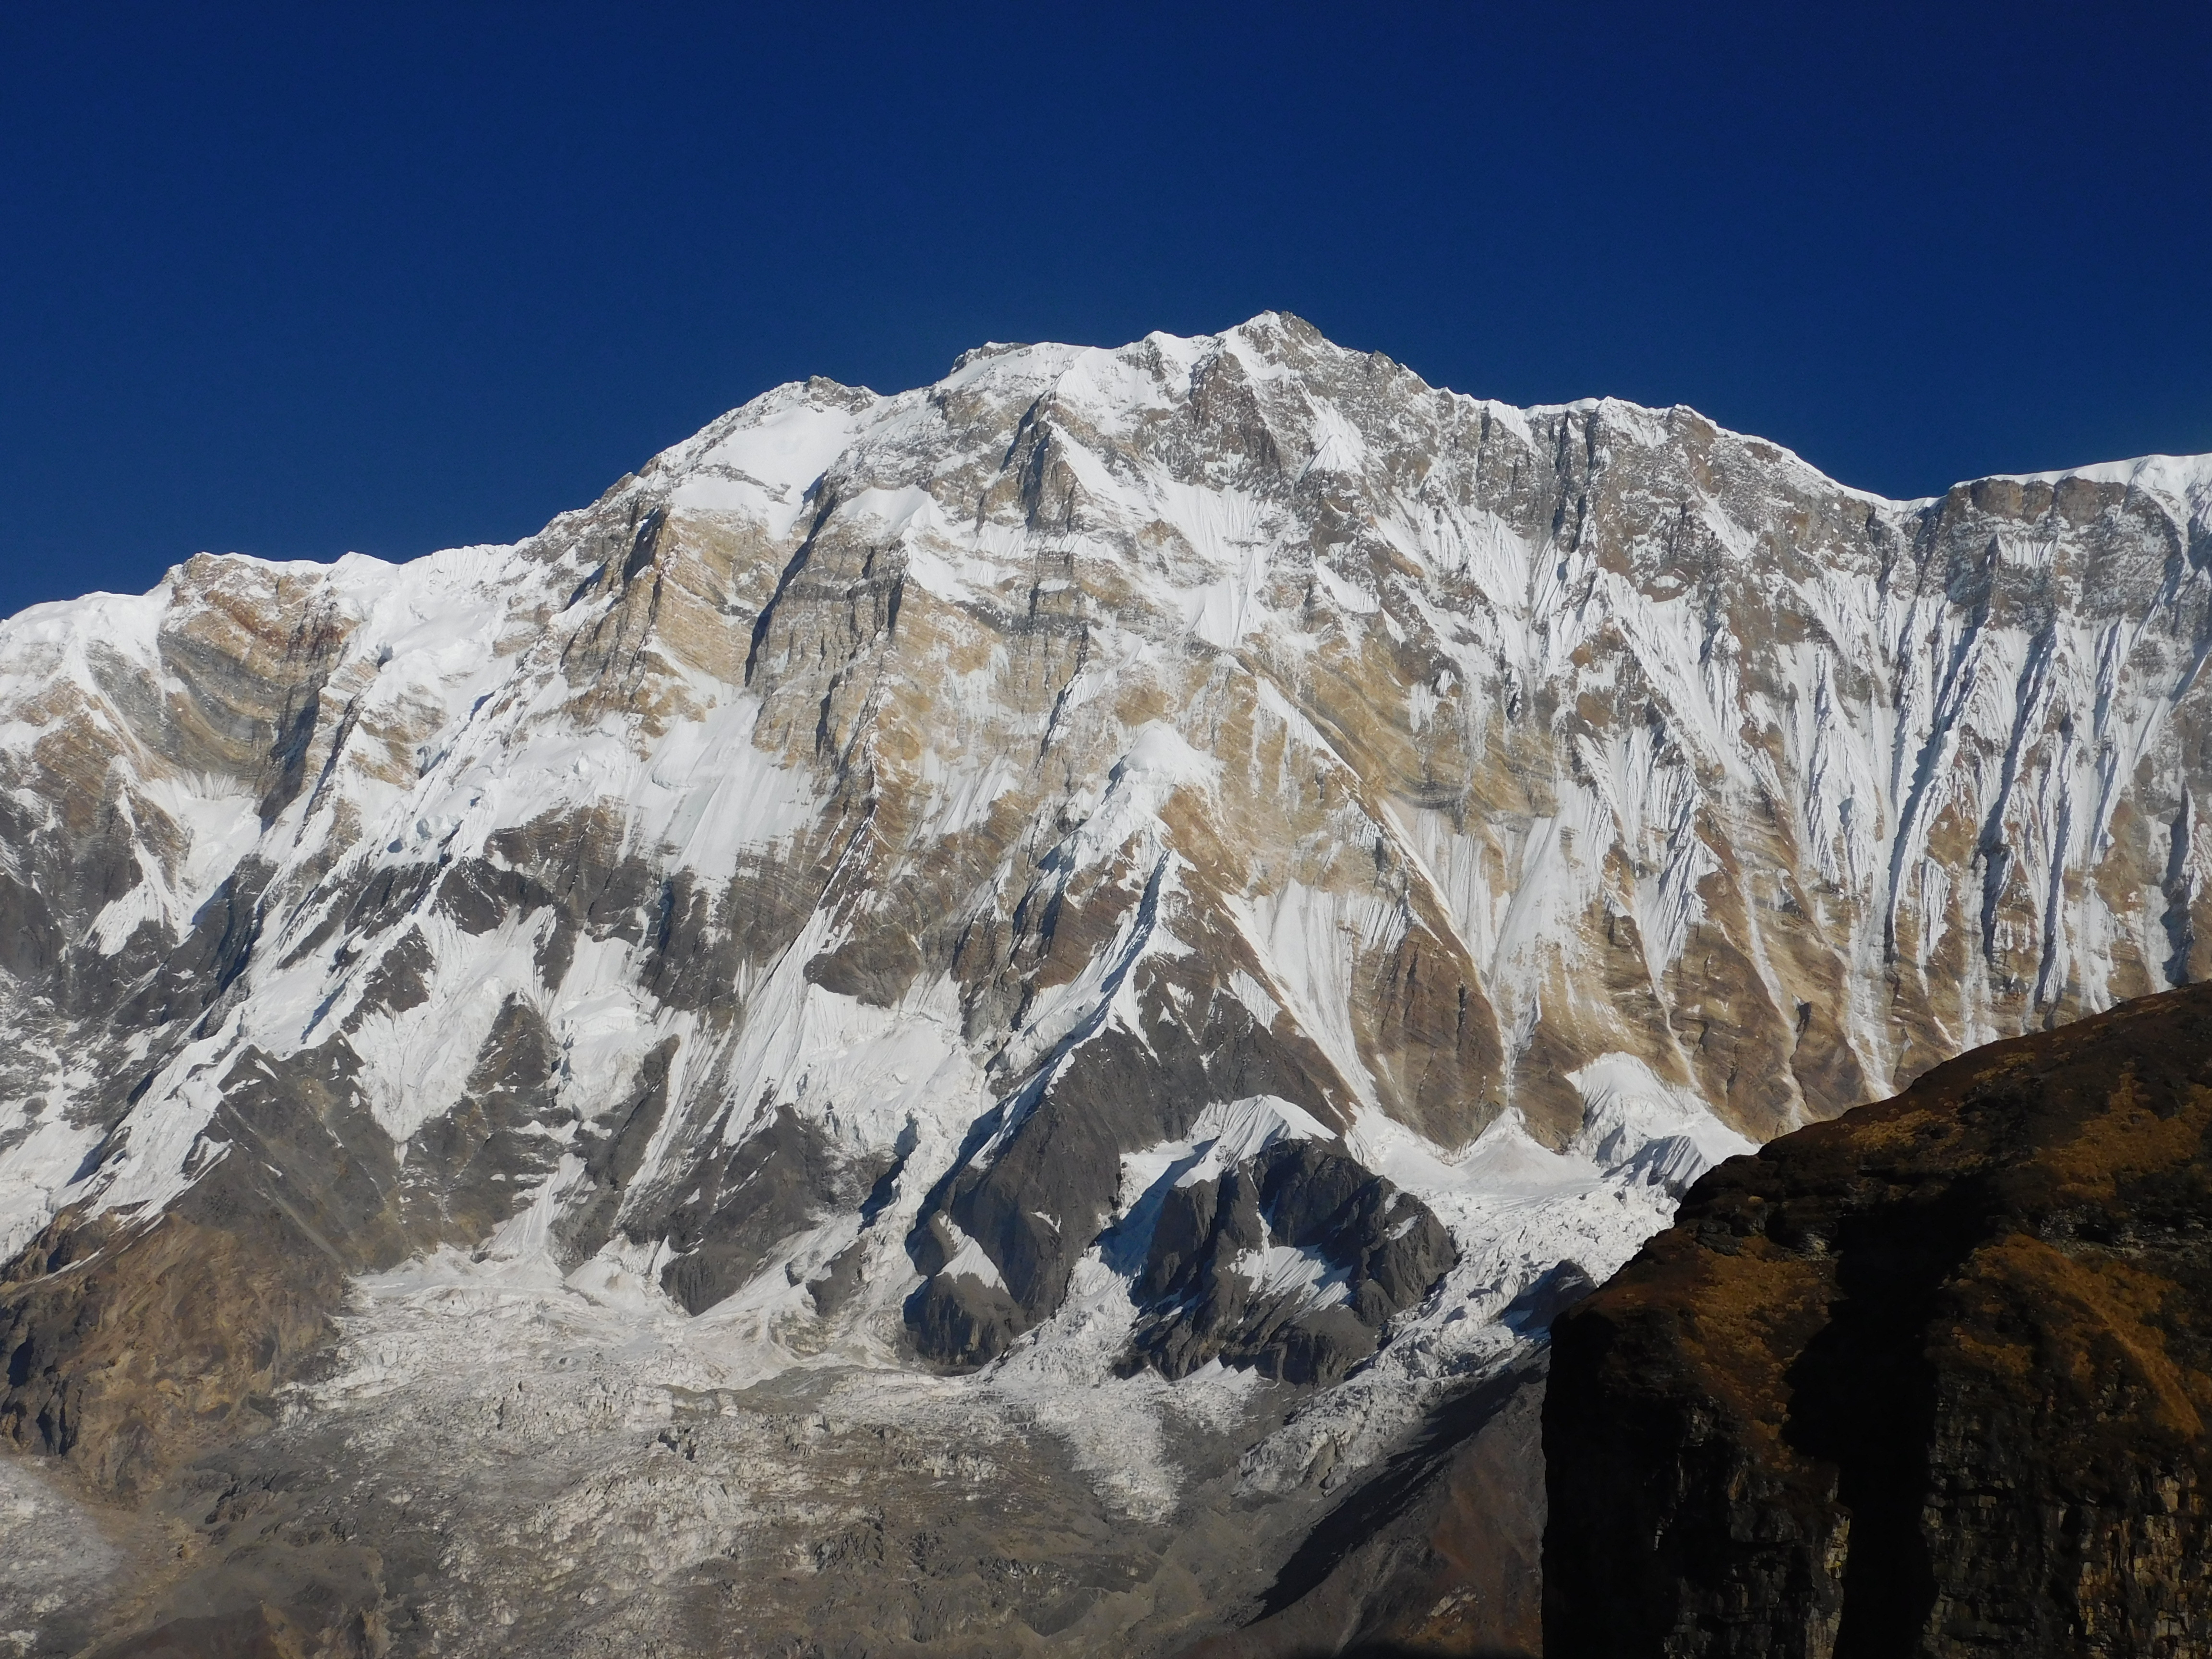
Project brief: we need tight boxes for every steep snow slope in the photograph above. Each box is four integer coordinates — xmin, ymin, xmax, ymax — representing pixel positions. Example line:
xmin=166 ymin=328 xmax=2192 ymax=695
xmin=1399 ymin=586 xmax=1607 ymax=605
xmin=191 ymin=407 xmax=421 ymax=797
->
xmin=3 ymin=313 xmax=2211 ymax=1652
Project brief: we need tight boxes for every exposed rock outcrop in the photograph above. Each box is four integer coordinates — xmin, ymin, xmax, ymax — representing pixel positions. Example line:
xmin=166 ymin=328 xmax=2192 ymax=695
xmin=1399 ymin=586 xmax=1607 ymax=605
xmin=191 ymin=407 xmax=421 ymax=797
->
xmin=1 ymin=1177 xmax=347 ymax=1501
xmin=1544 ymin=981 xmax=2212 ymax=1659
xmin=1115 ymin=1127 xmax=1455 ymax=1387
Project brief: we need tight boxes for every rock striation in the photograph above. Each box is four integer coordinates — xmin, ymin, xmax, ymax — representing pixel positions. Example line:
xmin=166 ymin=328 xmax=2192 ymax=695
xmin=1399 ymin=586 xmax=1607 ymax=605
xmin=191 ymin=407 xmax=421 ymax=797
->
xmin=1545 ymin=980 xmax=2212 ymax=1659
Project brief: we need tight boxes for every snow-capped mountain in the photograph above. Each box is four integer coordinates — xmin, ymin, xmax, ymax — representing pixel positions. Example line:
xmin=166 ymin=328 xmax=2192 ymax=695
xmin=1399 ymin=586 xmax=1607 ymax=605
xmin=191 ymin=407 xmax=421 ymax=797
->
xmin=4 ymin=312 xmax=2210 ymax=1654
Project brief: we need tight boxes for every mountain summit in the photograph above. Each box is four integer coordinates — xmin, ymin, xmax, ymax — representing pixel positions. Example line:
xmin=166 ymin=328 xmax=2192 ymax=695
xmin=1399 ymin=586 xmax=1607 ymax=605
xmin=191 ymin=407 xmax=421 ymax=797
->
xmin=4 ymin=314 xmax=2211 ymax=1654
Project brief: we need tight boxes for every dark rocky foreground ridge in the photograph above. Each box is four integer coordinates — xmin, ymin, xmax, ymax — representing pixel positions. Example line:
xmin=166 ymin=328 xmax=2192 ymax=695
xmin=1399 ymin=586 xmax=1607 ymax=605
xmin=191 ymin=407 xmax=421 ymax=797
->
xmin=1545 ymin=980 xmax=2212 ymax=1658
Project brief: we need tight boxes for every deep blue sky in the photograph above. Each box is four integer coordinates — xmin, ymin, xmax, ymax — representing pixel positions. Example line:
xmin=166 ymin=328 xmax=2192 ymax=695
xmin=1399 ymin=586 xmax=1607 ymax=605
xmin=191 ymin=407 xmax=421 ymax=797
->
xmin=4 ymin=3 xmax=2209 ymax=617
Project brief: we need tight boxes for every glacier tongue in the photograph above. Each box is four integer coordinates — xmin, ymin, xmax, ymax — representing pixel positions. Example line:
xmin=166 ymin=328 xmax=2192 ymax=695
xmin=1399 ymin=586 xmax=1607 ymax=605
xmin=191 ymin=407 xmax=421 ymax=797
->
xmin=4 ymin=309 xmax=2212 ymax=1651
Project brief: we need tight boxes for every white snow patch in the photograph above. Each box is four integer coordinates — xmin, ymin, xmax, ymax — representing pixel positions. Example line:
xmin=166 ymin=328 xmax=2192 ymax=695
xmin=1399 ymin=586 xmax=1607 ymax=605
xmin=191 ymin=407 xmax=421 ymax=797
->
xmin=1567 ymin=1053 xmax=1758 ymax=1187
xmin=938 ymin=1218 xmax=1007 ymax=1291
xmin=1226 ymin=967 xmax=1281 ymax=1030
xmin=669 ymin=391 xmax=869 ymax=538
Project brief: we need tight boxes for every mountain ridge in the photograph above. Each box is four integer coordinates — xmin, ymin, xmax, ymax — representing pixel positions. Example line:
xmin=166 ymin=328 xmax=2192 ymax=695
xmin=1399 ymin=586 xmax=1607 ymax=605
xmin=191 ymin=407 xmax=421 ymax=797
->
xmin=4 ymin=310 xmax=2212 ymax=1653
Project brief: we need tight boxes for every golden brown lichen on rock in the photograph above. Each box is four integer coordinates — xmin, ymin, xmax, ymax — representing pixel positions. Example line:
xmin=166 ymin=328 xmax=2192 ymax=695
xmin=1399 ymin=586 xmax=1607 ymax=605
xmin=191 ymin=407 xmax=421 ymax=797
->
xmin=1544 ymin=982 xmax=2212 ymax=1659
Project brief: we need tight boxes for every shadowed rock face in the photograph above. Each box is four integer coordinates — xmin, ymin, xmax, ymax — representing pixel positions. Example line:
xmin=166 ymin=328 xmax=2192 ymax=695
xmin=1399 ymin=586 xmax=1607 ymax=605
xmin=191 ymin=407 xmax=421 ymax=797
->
xmin=1181 ymin=1359 xmax=1548 ymax=1659
xmin=1117 ymin=1135 xmax=1455 ymax=1387
xmin=1543 ymin=981 xmax=2212 ymax=1659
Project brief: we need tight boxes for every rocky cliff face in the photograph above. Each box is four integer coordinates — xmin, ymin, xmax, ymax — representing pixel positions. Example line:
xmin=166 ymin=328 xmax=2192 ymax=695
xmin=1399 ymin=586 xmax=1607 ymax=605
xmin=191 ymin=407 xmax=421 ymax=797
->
xmin=2 ymin=312 xmax=2209 ymax=1653
xmin=1545 ymin=980 xmax=2212 ymax=1659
